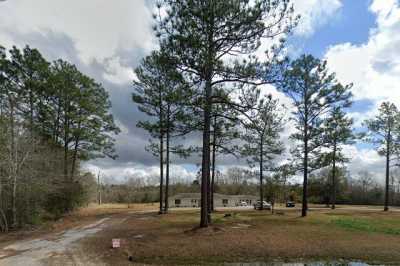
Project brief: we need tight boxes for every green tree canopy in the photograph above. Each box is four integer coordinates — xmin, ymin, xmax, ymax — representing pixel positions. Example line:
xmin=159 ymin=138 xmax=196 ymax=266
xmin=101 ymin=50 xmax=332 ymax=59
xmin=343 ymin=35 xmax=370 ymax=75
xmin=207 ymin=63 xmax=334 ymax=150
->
xmin=156 ymin=0 xmax=298 ymax=227
xmin=363 ymin=101 xmax=400 ymax=211
xmin=278 ymin=54 xmax=352 ymax=216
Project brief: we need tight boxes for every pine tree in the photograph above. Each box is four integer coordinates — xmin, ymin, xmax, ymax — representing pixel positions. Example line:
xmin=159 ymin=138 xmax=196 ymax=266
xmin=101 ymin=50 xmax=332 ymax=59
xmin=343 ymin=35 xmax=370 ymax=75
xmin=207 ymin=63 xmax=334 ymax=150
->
xmin=8 ymin=46 xmax=50 ymax=139
xmin=278 ymin=54 xmax=352 ymax=217
xmin=210 ymin=103 xmax=240 ymax=212
xmin=156 ymin=0 xmax=297 ymax=227
xmin=133 ymin=50 xmax=193 ymax=214
xmin=241 ymin=94 xmax=284 ymax=210
xmin=0 ymin=44 xmax=117 ymax=227
xmin=323 ymin=107 xmax=354 ymax=209
xmin=363 ymin=102 xmax=400 ymax=211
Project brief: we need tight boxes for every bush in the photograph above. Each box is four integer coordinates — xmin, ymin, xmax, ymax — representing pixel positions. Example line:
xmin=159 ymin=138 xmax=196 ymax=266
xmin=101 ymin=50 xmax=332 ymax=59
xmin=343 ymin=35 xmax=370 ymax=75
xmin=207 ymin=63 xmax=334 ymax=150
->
xmin=44 ymin=177 xmax=94 ymax=219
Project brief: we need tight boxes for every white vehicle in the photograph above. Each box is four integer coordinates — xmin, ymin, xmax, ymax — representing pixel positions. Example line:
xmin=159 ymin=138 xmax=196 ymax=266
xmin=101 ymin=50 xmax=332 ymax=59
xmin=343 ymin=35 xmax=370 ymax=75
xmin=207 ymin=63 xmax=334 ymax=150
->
xmin=253 ymin=200 xmax=271 ymax=210
xmin=239 ymin=201 xmax=248 ymax=206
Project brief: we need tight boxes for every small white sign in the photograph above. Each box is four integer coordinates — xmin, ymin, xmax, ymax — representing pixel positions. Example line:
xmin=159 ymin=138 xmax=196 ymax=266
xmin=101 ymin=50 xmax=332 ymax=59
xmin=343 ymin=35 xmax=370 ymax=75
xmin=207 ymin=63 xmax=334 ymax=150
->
xmin=112 ymin=238 xmax=120 ymax=248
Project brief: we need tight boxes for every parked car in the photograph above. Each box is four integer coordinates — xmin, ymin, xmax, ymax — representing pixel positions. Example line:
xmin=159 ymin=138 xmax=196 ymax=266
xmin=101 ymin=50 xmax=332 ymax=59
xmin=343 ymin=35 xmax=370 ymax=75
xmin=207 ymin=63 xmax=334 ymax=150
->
xmin=239 ymin=201 xmax=248 ymax=206
xmin=253 ymin=201 xmax=271 ymax=210
xmin=286 ymin=201 xmax=295 ymax=208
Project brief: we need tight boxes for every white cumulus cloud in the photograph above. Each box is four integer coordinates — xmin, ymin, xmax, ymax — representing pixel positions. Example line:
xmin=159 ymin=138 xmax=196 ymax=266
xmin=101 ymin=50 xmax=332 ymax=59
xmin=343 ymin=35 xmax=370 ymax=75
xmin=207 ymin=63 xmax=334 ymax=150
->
xmin=293 ymin=0 xmax=343 ymax=37
xmin=0 ymin=0 xmax=155 ymax=84
xmin=325 ymin=0 xmax=400 ymax=182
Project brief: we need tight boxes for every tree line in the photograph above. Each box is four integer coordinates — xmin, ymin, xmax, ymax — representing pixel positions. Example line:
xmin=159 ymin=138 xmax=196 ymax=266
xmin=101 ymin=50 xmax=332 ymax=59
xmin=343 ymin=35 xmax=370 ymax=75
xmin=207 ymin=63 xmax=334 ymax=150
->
xmin=132 ymin=0 xmax=400 ymax=228
xmin=98 ymin=166 xmax=400 ymax=211
xmin=0 ymin=45 xmax=119 ymax=232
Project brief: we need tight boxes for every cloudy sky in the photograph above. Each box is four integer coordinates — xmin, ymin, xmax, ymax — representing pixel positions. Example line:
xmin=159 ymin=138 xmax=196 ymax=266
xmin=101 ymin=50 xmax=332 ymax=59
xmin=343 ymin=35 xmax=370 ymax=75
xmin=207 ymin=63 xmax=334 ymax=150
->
xmin=0 ymin=0 xmax=399 ymax=184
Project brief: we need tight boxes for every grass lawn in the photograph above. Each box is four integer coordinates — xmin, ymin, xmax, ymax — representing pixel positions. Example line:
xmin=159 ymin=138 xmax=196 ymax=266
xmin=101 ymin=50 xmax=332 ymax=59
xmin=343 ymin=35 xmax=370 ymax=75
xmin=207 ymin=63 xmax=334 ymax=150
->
xmin=78 ymin=206 xmax=400 ymax=265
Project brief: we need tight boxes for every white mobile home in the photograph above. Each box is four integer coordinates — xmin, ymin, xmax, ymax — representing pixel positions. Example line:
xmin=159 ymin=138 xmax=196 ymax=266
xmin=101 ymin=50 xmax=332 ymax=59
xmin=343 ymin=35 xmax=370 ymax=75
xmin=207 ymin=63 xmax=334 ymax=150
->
xmin=169 ymin=193 xmax=257 ymax=208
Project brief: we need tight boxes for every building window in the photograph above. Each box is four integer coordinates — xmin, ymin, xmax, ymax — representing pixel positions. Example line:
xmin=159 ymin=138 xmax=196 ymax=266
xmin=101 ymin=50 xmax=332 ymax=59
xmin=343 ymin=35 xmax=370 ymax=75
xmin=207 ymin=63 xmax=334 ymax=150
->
xmin=175 ymin=199 xmax=181 ymax=205
xmin=191 ymin=199 xmax=197 ymax=203
xmin=222 ymin=199 xmax=228 ymax=205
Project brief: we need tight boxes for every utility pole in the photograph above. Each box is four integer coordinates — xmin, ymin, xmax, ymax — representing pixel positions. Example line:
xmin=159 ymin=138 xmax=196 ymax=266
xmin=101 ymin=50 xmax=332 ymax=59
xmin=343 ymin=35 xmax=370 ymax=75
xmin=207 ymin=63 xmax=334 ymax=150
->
xmin=97 ymin=171 xmax=102 ymax=205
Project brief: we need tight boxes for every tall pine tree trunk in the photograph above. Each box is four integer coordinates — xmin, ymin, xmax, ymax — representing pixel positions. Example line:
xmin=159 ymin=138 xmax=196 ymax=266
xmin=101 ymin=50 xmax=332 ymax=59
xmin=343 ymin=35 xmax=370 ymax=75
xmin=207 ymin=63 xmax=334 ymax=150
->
xmin=0 ymin=174 xmax=3 ymax=228
xmin=207 ymin=115 xmax=213 ymax=217
xmin=302 ymin=120 xmax=308 ymax=217
xmin=63 ymin=140 xmax=69 ymax=179
xmin=210 ymin=117 xmax=217 ymax=212
xmin=158 ymin=88 xmax=164 ymax=215
xmin=331 ymin=143 xmax=337 ymax=210
xmin=53 ymin=99 xmax=61 ymax=144
xmin=201 ymin=78 xmax=212 ymax=227
xmin=159 ymin=134 xmax=164 ymax=214
xmin=62 ymin=101 xmax=71 ymax=212
xmin=9 ymin=97 xmax=17 ymax=227
xmin=259 ymin=141 xmax=264 ymax=211
xmin=70 ymin=136 xmax=79 ymax=181
xmin=29 ymin=89 xmax=34 ymax=140
xmin=200 ymin=0 xmax=215 ymax=227
xmin=164 ymin=104 xmax=170 ymax=214
xmin=97 ymin=171 xmax=102 ymax=205
xmin=70 ymin=114 xmax=81 ymax=180
xmin=28 ymin=89 xmax=35 ymax=223
xmin=12 ymin=167 xmax=17 ymax=228
xmin=207 ymin=153 xmax=211 ymax=218
xmin=0 ymin=207 xmax=8 ymax=232
xmin=63 ymin=108 xmax=69 ymax=182
xmin=384 ymin=132 xmax=390 ymax=211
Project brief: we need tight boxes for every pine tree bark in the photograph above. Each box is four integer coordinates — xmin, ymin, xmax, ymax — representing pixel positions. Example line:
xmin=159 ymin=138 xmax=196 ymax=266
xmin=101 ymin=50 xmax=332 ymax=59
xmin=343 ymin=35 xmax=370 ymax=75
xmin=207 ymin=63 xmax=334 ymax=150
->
xmin=0 ymin=174 xmax=2 ymax=221
xmin=207 ymin=151 xmax=211 ymax=219
xmin=28 ymin=89 xmax=35 ymax=222
xmin=159 ymin=133 xmax=164 ymax=215
xmin=70 ymin=116 xmax=81 ymax=180
xmin=70 ymin=123 xmax=80 ymax=181
xmin=63 ymin=140 xmax=69 ymax=179
xmin=201 ymin=77 xmax=211 ymax=227
xmin=200 ymin=1 xmax=215 ymax=227
xmin=259 ymin=141 xmax=264 ymax=211
xmin=71 ymin=137 xmax=79 ymax=181
xmin=63 ymin=111 xmax=69 ymax=182
xmin=0 ymin=208 xmax=8 ymax=232
xmin=0 ymin=164 xmax=8 ymax=231
xmin=331 ymin=143 xmax=337 ymax=210
xmin=97 ymin=172 xmax=102 ymax=205
xmin=302 ymin=114 xmax=309 ymax=217
xmin=53 ymin=98 xmax=61 ymax=144
xmin=29 ymin=89 xmax=34 ymax=140
xmin=210 ymin=116 xmax=217 ymax=212
xmin=164 ymin=104 xmax=170 ymax=214
xmin=384 ymin=129 xmax=391 ymax=211
xmin=159 ymin=88 xmax=164 ymax=215
xmin=10 ymin=96 xmax=18 ymax=227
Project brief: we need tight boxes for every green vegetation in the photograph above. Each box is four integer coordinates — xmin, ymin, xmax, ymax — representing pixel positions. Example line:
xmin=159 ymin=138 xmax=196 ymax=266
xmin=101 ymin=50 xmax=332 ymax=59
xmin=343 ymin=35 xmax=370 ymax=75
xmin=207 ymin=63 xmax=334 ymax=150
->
xmin=0 ymin=45 xmax=119 ymax=231
xmin=363 ymin=102 xmax=400 ymax=212
xmin=333 ymin=216 xmax=400 ymax=235
xmin=145 ymin=0 xmax=298 ymax=227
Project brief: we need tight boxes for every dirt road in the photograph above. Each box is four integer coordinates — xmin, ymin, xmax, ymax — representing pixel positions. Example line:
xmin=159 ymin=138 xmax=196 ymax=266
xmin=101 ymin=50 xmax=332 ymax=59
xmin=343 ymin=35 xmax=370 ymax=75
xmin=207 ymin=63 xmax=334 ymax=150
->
xmin=0 ymin=208 xmax=154 ymax=266
xmin=0 ymin=218 xmax=112 ymax=265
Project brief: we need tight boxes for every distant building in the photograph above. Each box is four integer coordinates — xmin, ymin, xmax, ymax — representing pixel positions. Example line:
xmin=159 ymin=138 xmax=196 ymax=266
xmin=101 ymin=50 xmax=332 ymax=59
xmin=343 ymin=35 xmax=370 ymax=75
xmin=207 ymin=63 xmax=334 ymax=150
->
xmin=169 ymin=193 xmax=258 ymax=208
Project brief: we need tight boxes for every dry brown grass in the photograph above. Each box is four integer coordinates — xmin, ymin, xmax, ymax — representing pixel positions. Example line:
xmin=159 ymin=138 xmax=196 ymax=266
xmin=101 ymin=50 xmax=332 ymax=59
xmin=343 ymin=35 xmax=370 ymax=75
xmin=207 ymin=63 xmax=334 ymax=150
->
xmin=0 ymin=203 xmax=157 ymax=248
xmin=77 ymin=207 xmax=400 ymax=265
xmin=3 ymin=204 xmax=400 ymax=265
xmin=76 ymin=203 xmax=157 ymax=216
